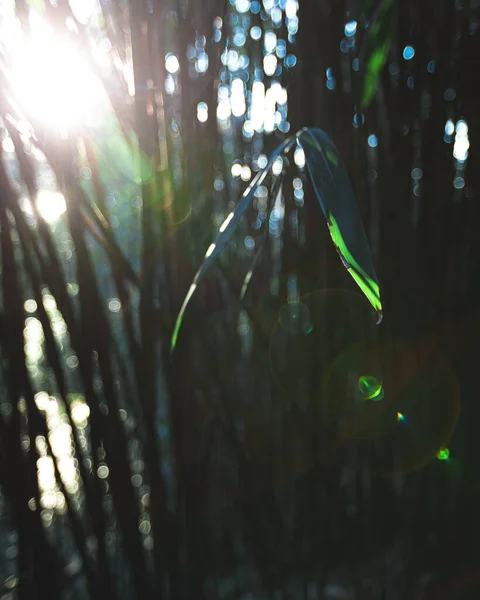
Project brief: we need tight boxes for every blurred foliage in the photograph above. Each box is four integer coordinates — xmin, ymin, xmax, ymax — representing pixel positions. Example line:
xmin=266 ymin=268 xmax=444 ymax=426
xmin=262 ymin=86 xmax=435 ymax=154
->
xmin=1 ymin=0 xmax=480 ymax=599
xmin=171 ymin=127 xmax=381 ymax=349
xmin=360 ymin=0 xmax=397 ymax=107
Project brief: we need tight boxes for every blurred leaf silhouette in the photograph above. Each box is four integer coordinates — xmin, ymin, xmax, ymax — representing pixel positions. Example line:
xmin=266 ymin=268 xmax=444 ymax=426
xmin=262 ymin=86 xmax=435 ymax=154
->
xmin=360 ymin=0 xmax=397 ymax=107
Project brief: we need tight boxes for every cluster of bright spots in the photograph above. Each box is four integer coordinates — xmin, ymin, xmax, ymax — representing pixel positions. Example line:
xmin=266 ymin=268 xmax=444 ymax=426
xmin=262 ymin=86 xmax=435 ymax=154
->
xmin=24 ymin=316 xmax=44 ymax=378
xmin=231 ymin=162 xmax=252 ymax=181
xmin=33 ymin=392 xmax=85 ymax=524
xmin=294 ymin=146 xmax=305 ymax=168
xmin=258 ymin=81 xmax=288 ymax=133
xmin=326 ymin=67 xmax=336 ymax=90
xmin=215 ymin=0 xmax=298 ymax=138
xmin=231 ymin=0 xmax=298 ymax=33
xmin=250 ymin=81 xmax=266 ymax=130
xmin=357 ymin=375 xmax=384 ymax=402
xmin=293 ymin=177 xmax=304 ymax=206
xmin=6 ymin=12 xmax=108 ymax=132
xmin=221 ymin=47 xmax=250 ymax=72
xmin=217 ymin=79 xmax=288 ymax=134
xmin=43 ymin=292 xmax=69 ymax=345
xmin=190 ymin=33 xmax=209 ymax=74
xmin=165 ymin=29 xmax=211 ymax=95
xmin=263 ymin=30 xmax=279 ymax=75
xmin=232 ymin=78 xmax=247 ymax=117
xmin=121 ymin=417 xmax=153 ymax=549
xmin=213 ymin=16 xmax=223 ymax=44
xmin=14 ymin=152 xmax=67 ymax=224
xmin=24 ymin=291 xmax=72 ymax=382
xmin=453 ymin=119 xmax=469 ymax=163
xmin=197 ymin=102 xmax=209 ymax=122
xmin=164 ymin=53 xmax=180 ymax=95
xmin=444 ymin=119 xmax=469 ymax=191
xmin=221 ymin=29 xmax=296 ymax=74
xmin=340 ymin=19 xmax=357 ymax=53
xmin=284 ymin=0 xmax=299 ymax=36
xmin=217 ymin=83 xmax=233 ymax=121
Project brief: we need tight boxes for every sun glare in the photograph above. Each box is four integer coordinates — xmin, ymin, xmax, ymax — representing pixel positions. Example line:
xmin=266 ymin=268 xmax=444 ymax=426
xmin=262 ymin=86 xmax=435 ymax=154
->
xmin=36 ymin=190 xmax=67 ymax=224
xmin=9 ymin=15 xmax=107 ymax=131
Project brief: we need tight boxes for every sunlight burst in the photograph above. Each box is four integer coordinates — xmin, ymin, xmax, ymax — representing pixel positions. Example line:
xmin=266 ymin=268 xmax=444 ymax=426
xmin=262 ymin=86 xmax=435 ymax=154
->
xmin=36 ymin=190 xmax=67 ymax=224
xmin=8 ymin=16 xmax=107 ymax=131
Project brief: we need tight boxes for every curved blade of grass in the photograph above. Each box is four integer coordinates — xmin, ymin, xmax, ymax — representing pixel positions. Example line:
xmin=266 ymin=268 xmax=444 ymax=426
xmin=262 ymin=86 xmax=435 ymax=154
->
xmin=240 ymin=173 xmax=284 ymax=302
xmin=297 ymin=128 xmax=382 ymax=321
xmin=171 ymin=135 xmax=295 ymax=351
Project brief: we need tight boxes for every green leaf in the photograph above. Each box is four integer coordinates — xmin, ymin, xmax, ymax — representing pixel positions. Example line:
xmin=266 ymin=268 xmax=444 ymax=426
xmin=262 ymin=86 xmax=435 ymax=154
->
xmin=170 ymin=135 xmax=296 ymax=351
xmin=362 ymin=40 xmax=391 ymax=107
xmin=297 ymin=128 xmax=382 ymax=320
xmin=360 ymin=0 xmax=396 ymax=107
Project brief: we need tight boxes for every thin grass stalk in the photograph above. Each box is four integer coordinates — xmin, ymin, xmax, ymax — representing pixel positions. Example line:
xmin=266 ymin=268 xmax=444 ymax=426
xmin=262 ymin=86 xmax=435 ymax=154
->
xmin=14 ymin=213 xmax=119 ymax=599
xmin=1 ymin=180 xmax=105 ymax=600
xmin=129 ymin=2 xmax=182 ymax=597
xmin=0 ymin=166 xmax=62 ymax=599
xmin=63 ymin=173 xmax=152 ymax=599
xmin=9 ymin=129 xmax=147 ymax=595
xmin=3 ymin=125 xmax=122 ymax=591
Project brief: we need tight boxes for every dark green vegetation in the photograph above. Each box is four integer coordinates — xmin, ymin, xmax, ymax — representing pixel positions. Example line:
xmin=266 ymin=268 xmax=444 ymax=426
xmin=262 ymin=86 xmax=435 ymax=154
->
xmin=1 ymin=0 xmax=480 ymax=599
xmin=171 ymin=127 xmax=382 ymax=350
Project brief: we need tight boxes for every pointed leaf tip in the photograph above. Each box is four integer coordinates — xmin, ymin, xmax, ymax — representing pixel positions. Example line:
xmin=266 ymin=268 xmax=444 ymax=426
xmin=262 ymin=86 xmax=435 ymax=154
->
xmin=298 ymin=128 xmax=382 ymax=317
